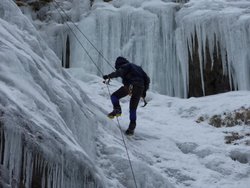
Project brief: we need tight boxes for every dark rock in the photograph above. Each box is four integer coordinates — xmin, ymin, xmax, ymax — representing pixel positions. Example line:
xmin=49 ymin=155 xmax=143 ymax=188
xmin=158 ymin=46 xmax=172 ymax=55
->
xmin=209 ymin=115 xmax=222 ymax=127
xmin=16 ymin=0 xmax=53 ymax=11
xmin=188 ymin=33 xmax=233 ymax=97
xmin=225 ymin=132 xmax=243 ymax=144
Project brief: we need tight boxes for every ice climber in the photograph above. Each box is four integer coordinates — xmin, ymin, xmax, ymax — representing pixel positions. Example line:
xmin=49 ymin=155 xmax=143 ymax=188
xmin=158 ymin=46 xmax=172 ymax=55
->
xmin=103 ymin=56 xmax=150 ymax=135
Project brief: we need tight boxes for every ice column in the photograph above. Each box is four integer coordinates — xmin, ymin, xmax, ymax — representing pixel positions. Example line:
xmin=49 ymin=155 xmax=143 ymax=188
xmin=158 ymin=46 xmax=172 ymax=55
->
xmin=71 ymin=3 xmax=185 ymax=97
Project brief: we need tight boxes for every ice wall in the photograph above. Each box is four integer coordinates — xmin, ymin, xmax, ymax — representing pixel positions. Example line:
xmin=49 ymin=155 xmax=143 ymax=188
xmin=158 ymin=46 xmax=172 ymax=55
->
xmin=0 ymin=110 xmax=102 ymax=188
xmin=0 ymin=0 xmax=105 ymax=187
xmin=20 ymin=0 xmax=249 ymax=98
xmin=18 ymin=0 xmax=93 ymax=69
xmin=70 ymin=0 xmax=250 ymax=97
xmin=71 ymin=1 xmax=184 ymax=96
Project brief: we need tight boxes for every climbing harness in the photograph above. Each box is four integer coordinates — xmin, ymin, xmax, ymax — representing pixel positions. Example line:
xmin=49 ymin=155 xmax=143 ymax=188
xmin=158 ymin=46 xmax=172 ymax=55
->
xmin=128 ymin=84 xmax=133 ymax=96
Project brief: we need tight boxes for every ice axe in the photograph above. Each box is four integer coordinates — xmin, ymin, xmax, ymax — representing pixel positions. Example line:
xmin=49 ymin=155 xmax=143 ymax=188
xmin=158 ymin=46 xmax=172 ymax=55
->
xmin=103 ymin=78 xmax=111 ymax=85
xmin=141 ymin=97 xmax=147 ymax=107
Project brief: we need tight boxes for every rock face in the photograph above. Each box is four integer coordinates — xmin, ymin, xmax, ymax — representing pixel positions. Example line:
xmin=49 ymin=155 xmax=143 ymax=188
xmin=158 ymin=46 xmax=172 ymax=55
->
xmin=16 ymin=0 xmax=53 ymax=12
xmin=188 ymin=35 xmax=232 ymax=97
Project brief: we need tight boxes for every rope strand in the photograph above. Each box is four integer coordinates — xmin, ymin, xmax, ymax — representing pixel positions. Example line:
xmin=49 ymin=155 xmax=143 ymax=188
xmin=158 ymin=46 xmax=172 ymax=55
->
xmin=52 ymin=2 xmax=138 ymax=187
xmin=54 ymin=1 xmax=115 ymax=71
xmin=53 ymin=1 xmax=104 ymax=75
xmin=116 ymin=118 xmax=138 ymax=188
xmin=106 ymin=85 xmax=138 ymax=188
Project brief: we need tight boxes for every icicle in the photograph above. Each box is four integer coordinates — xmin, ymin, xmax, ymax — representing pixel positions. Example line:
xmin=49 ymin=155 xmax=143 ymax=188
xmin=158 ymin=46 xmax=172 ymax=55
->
xmin=72 ymin=3 xmax=186 ymax=97
xmin=0 ymin=125 xmax=4 ymax=164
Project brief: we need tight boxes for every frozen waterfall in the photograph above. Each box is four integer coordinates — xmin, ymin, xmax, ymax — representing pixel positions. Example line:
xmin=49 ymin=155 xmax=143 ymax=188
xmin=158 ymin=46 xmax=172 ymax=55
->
xmin=0 ymin=0 xmax=105 ymax=187
xmin=71 ymin=1 xmax=184 ymax=97
xmin=69 ymin=0 xmax=250 ymax=98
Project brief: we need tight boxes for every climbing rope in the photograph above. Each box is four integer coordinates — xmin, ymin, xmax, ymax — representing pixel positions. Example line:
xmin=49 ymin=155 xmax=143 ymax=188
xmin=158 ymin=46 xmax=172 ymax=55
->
xmin=53 ymin=0 xmax=115 ymax=71
xmin=105 ymin=81 xmax=138 ymax=188
xmin=52 ymin=1 xmax=138 ymax=188
xmin=53 ymin=1 xmax=104 ymax=75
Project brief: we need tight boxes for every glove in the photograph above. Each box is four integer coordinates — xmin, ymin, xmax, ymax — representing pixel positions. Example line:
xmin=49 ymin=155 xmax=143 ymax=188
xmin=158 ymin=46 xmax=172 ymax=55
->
xmin=103 ymin=75 xmax=109 ymax=80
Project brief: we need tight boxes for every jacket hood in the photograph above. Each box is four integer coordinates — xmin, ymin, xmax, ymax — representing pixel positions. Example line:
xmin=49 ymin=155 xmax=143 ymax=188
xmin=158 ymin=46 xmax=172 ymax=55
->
xmin=115 ymin=56 xmax=129 ymax=69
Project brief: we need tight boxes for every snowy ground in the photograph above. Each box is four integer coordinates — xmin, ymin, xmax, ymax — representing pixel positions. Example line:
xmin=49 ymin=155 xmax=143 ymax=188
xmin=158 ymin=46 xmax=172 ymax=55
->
xmin=69 ymin=68 xmax=250 ymax=188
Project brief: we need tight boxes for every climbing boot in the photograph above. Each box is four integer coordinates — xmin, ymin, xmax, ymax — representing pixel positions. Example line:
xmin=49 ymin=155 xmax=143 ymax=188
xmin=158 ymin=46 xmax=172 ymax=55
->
xmin=125 ymin=129 xmax=134 ymax=136
xmin=107 ymin=108 xmax=122 ymax=119
xmin=125 ymin=122 xmax=136 ymax=136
